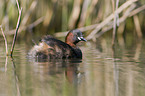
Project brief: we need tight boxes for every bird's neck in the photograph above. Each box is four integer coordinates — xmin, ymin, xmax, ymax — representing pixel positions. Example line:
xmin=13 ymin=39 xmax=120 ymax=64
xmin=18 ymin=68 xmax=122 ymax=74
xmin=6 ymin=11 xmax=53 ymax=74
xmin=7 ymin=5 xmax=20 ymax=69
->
xmin=66 ymin=41 xmax=76 ymax=47
xmin=65 ymin=33 xmax=76 ymax=47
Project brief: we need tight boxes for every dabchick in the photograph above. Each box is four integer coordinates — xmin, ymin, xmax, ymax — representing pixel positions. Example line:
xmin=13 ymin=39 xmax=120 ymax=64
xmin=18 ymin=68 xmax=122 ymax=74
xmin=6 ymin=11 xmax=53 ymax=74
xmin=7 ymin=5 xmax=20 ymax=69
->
xmin=29 ymin=29 xmax=87 ymax=59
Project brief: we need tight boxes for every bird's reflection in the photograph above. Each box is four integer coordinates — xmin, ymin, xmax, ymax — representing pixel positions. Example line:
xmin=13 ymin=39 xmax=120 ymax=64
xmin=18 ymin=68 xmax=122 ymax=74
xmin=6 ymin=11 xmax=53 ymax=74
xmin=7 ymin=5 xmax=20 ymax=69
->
xmin=65 ymin=60 xmax=83 ymax=84
xmin=30 ymin=58 xmax=83 ymax=96
xmin=48 ymin=59 xmax=83 ymax=84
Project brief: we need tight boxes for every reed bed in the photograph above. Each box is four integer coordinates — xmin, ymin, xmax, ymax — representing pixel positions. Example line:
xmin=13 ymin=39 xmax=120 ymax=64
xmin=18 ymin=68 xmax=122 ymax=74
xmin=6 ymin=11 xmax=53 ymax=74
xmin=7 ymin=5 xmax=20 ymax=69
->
xmin=0 ymin=0 xmax=145 ymax=40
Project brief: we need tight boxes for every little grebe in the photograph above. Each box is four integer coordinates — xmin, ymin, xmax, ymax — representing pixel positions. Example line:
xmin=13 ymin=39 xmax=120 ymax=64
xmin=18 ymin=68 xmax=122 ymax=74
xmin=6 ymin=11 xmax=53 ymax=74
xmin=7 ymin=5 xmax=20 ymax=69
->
xmin=29 ymin=29 xmax=86 ymax=59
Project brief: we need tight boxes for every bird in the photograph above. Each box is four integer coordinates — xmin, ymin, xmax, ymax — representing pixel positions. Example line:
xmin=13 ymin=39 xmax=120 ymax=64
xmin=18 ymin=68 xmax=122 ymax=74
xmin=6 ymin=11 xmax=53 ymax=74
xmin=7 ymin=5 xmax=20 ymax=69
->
xmin=29 ymin=29 xmax=86 ymax=59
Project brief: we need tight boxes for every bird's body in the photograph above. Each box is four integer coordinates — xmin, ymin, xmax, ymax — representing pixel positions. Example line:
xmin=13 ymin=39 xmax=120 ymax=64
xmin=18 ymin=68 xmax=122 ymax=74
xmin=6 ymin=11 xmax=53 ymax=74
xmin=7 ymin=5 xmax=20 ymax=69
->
xmin=29 ymin=29 xmax=86 ymax=59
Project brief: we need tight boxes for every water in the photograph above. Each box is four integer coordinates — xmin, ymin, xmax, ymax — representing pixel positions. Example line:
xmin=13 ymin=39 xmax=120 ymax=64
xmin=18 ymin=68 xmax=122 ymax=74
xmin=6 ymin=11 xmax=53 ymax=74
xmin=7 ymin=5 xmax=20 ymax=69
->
xmin=0 ymin=37 xmax=145 ymax=96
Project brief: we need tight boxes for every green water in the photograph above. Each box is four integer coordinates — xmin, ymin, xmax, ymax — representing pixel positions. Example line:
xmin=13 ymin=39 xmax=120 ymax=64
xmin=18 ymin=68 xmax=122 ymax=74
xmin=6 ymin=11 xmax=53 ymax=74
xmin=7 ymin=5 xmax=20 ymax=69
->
xmin=0 ymin=36 xmax=145 ymax=96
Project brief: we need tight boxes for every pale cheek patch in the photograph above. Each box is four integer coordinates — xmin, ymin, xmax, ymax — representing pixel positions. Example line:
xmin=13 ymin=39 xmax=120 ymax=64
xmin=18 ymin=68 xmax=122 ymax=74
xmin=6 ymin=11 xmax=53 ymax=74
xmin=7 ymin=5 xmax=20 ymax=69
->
xmin=77 ymin=37 xmax=81 ymax=40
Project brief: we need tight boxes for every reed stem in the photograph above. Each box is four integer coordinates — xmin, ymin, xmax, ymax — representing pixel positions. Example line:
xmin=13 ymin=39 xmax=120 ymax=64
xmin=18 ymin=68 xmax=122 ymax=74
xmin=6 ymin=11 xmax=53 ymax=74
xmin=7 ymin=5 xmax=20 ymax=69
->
xmin=10 ymin=0 xmax=22 ymax=57
xmin=0 ymin=25 xmax=8 ymax=56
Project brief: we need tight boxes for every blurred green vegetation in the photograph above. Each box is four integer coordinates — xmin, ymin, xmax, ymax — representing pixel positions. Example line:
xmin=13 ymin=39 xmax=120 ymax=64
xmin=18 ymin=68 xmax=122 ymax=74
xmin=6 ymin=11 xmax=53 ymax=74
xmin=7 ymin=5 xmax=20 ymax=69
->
xmin=0 ymin=0 xmax=145 ymax=40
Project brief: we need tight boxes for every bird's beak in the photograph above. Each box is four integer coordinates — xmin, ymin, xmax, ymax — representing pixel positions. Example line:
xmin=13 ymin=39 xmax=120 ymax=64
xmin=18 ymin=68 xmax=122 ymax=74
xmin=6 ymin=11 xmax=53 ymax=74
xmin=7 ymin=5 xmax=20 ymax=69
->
xmin=78 ymin=37 xmax=87 ymax=42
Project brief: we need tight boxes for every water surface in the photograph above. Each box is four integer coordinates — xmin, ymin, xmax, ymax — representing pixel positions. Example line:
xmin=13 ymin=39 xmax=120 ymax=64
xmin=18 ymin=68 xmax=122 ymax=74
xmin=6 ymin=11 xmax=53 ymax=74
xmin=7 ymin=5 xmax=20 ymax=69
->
xmin=0 ymin=37 xmax=145 ymax=96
